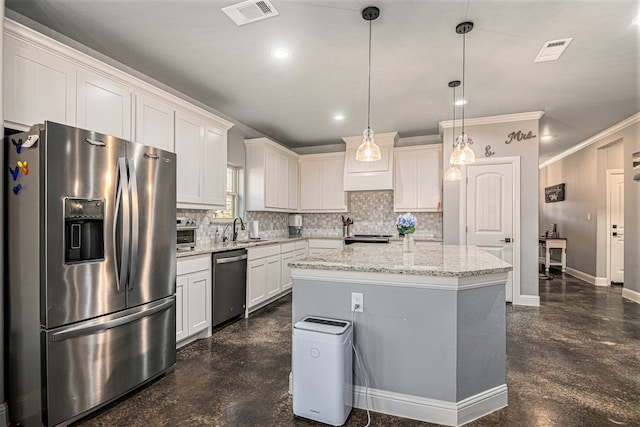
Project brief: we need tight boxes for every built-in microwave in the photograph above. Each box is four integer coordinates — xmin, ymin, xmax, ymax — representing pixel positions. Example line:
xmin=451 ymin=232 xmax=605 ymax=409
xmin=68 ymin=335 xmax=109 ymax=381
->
xmin=177 ymin=218 xmax=196 ymax=251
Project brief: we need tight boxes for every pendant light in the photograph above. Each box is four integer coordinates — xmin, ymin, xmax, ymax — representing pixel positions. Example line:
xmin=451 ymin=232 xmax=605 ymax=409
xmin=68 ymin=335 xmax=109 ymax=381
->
xmin=444 ymin=80 xmax=462 ymax=181
xmin=449 ymin=21 xmax=475 ymax=166
xmin=356 ymin=6 xmax=382 ymax=162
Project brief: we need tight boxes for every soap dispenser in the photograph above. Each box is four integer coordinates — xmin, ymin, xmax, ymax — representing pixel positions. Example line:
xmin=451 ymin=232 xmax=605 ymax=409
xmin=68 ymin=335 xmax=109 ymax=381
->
xmin=214 ymin=227 xmax=220 ymax=243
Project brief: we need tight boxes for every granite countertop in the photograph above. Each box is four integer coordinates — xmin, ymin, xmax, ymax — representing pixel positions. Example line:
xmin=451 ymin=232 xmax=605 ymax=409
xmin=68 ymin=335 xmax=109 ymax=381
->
xmin=176 ymin=235 xmax=342 ymax=258
xmin=289 ymin=243 xmax=512 ymax=277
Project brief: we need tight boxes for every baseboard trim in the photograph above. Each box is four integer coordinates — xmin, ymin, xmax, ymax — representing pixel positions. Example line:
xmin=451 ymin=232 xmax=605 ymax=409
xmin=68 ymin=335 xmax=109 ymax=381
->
xmin=622 ymin=288 xmax=640 ymax=304
xmin=513 ymin=294 xmax=540 ymax=307
xmin=594 ymin=277 xmax=609 ymax=286
xmin=565 ymin=267 xmax=606 ymax=286
xmin=0 ymin=402 xmax=9 ymax=427
xmin=353 ymin=384 xmax=508 ymax=427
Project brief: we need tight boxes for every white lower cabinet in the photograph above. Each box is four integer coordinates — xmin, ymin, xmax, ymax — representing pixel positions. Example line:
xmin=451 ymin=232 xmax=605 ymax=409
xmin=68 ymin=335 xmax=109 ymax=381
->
xmin=246 ymin=241 xmax=308 ymax=314
xmin=176 ymin=255 xmax=212 ymax=348
xmin=247 ymin=244 xmax=281 ymax=312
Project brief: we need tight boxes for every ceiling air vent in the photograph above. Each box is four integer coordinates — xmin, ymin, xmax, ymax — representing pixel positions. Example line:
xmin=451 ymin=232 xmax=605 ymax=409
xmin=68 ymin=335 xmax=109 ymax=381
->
xmin=534 ymin=38 xmax=573 ymax=62
xmin=222 ymin=0 xmax=279 ymax=26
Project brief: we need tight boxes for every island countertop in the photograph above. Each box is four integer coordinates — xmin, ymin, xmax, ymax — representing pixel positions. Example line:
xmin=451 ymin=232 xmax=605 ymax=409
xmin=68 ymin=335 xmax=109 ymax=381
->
xmin=289 ymin=243 xmax=512 ymax=277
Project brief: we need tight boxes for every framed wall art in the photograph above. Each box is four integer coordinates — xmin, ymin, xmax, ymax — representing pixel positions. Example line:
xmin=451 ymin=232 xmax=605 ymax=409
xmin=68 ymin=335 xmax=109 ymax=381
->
xmin=545 ymin=183 xmax=565 ymax=203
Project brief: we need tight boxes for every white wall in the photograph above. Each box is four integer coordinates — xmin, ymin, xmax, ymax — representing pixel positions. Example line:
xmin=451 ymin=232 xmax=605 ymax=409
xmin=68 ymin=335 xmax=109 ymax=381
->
xmin=442 ymin=114 xmax=541 ymax=300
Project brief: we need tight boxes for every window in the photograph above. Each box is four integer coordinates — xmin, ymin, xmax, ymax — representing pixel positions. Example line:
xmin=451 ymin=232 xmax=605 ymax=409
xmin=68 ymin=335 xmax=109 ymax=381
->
xmin=217 ymin=166 xmax=239 ymax=219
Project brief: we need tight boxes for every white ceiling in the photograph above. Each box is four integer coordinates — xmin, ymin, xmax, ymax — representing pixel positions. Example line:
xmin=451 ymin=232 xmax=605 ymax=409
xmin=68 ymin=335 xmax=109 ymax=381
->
xmin=5 ymin=0 xmax=639 ymax=163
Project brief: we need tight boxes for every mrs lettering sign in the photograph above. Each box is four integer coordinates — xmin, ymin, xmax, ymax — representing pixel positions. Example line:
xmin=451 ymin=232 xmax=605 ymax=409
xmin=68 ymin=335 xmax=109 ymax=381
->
xmin=505 ymin=130 xmax=536 ymax=144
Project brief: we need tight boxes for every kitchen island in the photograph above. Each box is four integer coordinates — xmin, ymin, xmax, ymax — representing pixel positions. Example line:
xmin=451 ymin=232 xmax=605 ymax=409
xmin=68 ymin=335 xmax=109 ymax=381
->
xmin=290 ymin=243 xmax=512 ymax=427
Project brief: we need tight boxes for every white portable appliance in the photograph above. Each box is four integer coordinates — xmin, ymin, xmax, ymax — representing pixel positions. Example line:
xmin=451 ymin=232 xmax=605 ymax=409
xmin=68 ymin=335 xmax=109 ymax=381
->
xmin=292 ymin=316 xmax=353 ymax=426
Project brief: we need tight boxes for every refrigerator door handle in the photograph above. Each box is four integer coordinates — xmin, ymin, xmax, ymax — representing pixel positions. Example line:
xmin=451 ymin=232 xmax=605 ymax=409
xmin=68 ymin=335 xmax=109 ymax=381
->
xmin=115 ymin=157 xmax=130 ymax=292
xmin=50 ymin=297 xmax=174 ymax=342
xmin=127 ymin=158 xmax=139 ymax=291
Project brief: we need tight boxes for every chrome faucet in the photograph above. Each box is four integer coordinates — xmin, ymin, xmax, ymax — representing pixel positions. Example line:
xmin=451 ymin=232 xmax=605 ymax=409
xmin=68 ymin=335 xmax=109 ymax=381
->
xmin=232 ymin=217 xmax=245 ymax=241
xmin=221 ymin=223 xmax=232 ymax=242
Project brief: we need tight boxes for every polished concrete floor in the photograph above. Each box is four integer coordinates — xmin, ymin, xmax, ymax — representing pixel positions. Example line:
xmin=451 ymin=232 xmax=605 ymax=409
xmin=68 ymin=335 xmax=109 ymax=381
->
xmin=75 ymin=273 xmax=640 ymax=427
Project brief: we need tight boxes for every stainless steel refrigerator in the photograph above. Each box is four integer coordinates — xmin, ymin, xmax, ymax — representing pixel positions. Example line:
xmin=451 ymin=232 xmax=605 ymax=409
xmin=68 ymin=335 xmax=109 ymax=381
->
xmin=5 ymin=122 xmax=177 ymax=426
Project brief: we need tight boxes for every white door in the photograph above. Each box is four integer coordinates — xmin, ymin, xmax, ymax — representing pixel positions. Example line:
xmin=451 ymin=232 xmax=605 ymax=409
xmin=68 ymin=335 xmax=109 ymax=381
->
xmin=608 ymin=172 xmax=624 ymax=284
xmin=175 ymin=111 xmax=204 ymax=204
xmin=466 ymin=162 xmax=515 ymax=302
xmin=134 ymin=92 xmax=175 ymax=152
xmin=202 ymin=126 xmax=227 ymax=208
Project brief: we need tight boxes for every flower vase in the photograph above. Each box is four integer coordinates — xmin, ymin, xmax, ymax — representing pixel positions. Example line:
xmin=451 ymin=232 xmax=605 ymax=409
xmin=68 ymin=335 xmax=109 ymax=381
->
xmin=403 ymin=233 xmax=415 ymax=253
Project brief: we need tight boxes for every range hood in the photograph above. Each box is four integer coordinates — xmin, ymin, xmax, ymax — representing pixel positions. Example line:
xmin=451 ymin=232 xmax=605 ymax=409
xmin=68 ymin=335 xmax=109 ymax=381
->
xmin=342 ymin=131 xmax=398 ymax=191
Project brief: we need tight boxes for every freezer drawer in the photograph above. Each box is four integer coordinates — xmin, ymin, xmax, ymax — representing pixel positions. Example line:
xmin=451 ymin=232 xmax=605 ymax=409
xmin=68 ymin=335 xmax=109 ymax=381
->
xmin=44 ymin=297 xmax=176 ymax=426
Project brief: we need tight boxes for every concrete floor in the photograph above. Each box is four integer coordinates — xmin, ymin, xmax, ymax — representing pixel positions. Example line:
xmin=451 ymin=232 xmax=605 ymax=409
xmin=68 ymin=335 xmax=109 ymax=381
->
xmin=74 ymin=273 xmax=640 ymax=427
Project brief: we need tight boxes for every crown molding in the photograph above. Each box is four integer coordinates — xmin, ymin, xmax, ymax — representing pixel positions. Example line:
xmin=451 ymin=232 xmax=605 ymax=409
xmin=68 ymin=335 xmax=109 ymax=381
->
xmin=539 ymin=112 xmax=640 ymax=169
xmin=439 ymin=111 xmax=545 ymax=130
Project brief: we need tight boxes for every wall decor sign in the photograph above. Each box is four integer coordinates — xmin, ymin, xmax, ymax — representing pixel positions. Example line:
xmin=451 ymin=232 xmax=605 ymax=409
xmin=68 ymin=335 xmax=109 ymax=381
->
xmin=505 ymin=130 xmax=537 ymax=144
xmin=633 ymin=151 xmax=640 ymax=181
xmin=485 ymin=145 xmax=495 ymax=157
xmin=545 ymin=183 xmax=565 ymax=203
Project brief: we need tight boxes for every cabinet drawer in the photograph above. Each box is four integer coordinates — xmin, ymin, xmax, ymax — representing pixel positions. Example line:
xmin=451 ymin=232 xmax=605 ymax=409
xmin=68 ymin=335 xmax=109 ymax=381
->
xmin=280 ymin=242 xmax=296 ymax=254
xmin=248 ymin=244 xmax=280 ymax=261
xmin=177 ymin=254 xmax=211 ymax=275
xmin=294 ymin=240 xmax=307 ymax=250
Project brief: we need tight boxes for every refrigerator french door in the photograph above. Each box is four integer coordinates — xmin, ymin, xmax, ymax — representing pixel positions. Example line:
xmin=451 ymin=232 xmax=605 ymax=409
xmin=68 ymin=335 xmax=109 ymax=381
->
xmin=6 ymin=122 xmax=177 ymax=427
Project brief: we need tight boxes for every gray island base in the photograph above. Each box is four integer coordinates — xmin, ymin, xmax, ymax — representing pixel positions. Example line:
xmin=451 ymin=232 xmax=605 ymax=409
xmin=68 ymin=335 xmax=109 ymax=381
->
xmin=290 ymin=244 xmax=512 ymax=427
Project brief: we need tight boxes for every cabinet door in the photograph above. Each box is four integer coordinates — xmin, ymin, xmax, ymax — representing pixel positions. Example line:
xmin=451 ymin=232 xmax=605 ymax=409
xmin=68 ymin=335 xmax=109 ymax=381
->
xmin=288 ymin=158 xmax=299 ymax=210
xmin=175 ymin=276 xmax=188 ymax=342
xmin=77 ymin=70 xmax=132 ymax=139
xmin=175 ymin=111 xmax=204 ymax=204
xmin=247 ymin=258 xmax=267 ymax=308
xmin=202 ymin=125 xmax=227 ymax=207
xmin=300 ymin=160 xmax=323 ymax=210
xmin=322 ymin=156 xmax=347 ymax=210
xmin=3 ymin=37 xmax=76 ymax=128
xmin=265 ymin=255 xmax=282 ymax=298
xmin=394 ymin=150 xmax=419 ymax=210
xmin=134 ymin=92 xmax=175 ymax=152
xmin=281 ymin=252 xmax=296 ymax=291
xmin=416 ymin=148 xmax=442 ymax=210
xmin=187 ymin=271 xmax=210 ymax=335
xmin=276 ymin=154 xmax=288 ymax=208
xmin=264 ymin=149 xmax=279 ymax=208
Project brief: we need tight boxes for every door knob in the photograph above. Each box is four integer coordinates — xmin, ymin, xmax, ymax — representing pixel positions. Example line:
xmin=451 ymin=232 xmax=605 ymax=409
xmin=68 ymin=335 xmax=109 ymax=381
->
xmin=500 ymin=238 xmax=512 ymax=243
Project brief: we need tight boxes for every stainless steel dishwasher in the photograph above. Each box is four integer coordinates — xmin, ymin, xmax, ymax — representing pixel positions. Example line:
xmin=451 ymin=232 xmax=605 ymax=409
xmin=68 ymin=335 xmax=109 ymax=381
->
xmin=212 ymin=249 xmax=248 ymax=327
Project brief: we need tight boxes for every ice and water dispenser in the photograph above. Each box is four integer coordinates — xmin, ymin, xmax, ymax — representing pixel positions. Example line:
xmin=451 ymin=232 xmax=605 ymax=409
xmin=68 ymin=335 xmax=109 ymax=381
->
xmin=64 ymin=198 xmax=105 ymax=264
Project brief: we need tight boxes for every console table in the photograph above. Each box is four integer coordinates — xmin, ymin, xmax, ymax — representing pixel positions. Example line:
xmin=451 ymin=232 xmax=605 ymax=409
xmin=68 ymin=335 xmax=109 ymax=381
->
xmin=539 ymin=238 xmax=567 ymax=274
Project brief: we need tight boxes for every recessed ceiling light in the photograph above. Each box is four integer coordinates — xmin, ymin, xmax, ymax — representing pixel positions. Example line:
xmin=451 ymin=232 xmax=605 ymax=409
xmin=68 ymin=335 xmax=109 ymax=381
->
xmin=271 ymin=48 xmax=290 ymax=59
xmin=455 ymin=99 xmax=467 ymax=106
xmin=633 ymin=15 xmax=640 ymax=26
xmin=541 ymin=135 xmax=554 ymax=141
xmin=334 ymin=114 xmax=345 ymax=121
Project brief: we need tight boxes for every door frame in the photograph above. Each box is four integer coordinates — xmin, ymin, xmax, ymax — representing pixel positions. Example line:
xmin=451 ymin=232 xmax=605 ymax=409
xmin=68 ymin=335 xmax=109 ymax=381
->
xmin=459 ymin=156 xmax=521 ymax=303
xmin=606 ymin=169 xmax=624 ymax=284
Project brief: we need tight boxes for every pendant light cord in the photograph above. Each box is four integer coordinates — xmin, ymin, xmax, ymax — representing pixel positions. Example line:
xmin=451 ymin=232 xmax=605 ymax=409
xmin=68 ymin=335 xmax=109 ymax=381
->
xmin=452 ymin=84 xmax=456 ymax=148
xmin=367 ymin=18 xmax=372 ymax=131
xmin=461 ymin=30 xmax=466 ymax=137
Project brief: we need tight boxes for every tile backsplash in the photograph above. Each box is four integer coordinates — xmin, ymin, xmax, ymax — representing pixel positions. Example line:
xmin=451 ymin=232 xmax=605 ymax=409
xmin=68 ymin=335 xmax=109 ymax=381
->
xmin=302 ymin=191 xmax=442 ymax=239
xmin=179 ymin=190 xmax=442 ymax=245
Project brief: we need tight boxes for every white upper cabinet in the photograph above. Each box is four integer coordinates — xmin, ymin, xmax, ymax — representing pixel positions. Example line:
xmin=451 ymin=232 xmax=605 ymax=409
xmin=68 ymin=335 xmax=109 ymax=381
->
xmin=4 ymin=19 xmax=233 ymax=209
xmin=134 ymin=92 xmax=175 ymax=152
xmin=245 ymin=138 xmax=299 ymax=212
xmin=202 ymin=125 xmax=227 ymax=207
xmin=175 ymin=109 xmax=229 ymax=209
xmin=299 ymin=153 xmax=347 ymax=212
xmin=76 ymin=70 xmax=132 ymax=139
xmin=3 ymin=34 xmax=76 ymax=129
xmin=394 ymin=145 xmax=442 ymax=212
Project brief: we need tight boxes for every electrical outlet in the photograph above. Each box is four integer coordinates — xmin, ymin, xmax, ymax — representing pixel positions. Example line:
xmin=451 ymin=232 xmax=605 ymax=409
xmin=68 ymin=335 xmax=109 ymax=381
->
xmin=351 ymin=292 xmax=363 ymax=312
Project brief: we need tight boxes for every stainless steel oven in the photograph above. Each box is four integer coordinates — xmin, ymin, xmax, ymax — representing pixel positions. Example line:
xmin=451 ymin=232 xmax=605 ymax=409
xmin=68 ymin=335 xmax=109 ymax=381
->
xmin=177 ymin=218 xmax=196 ymax=250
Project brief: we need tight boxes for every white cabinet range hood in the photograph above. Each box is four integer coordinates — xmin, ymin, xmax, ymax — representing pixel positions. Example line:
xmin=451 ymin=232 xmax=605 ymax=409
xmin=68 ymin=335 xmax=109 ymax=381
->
xmin=341 ymin=131 xmax=398 ymax=191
